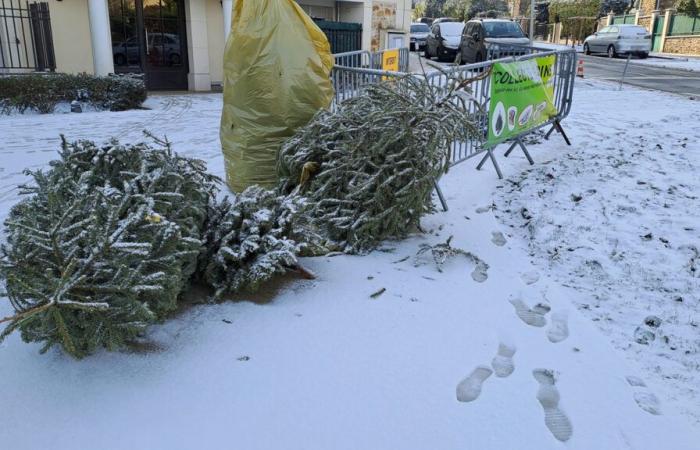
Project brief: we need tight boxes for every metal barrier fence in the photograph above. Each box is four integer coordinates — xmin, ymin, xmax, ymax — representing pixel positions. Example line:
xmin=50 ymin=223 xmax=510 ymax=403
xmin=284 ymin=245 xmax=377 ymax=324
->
xmin=333 ymin=47 xmax=410 ymax=72
xmin=332 ymin=45 xmax=577 ymax=175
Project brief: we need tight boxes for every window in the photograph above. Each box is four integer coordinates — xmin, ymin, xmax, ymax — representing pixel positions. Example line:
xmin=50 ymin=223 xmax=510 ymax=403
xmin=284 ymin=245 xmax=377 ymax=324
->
xmin=482 ymin=21 xmax=525 ymax=38
xmin=439 ymin=22 xmax=465 ymax=36
xmin=411 ymin=24 xmax=430 ymax=33
xmin=598 ymin=26 xmax=610 ymax=34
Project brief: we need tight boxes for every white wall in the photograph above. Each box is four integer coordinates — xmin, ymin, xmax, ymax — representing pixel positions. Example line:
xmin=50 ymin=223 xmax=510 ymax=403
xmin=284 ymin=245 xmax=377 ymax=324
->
xmin=47 ymin=0 xmax=95 ymax=74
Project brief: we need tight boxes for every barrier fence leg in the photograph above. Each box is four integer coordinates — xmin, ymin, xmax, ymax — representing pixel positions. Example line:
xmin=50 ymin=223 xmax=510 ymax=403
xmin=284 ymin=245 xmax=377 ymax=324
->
xmin=434 ymin=181 xmax=448 ymax=212
xmin=503 ymin=140 xmax=519 ymax=157
xmin=476 ymin=148 xmax=504 ymax=179
xmin=545 ymin=120 xmax=572 ymax=146
xmin=554 ymin=121 xmax=572 ymax=146
xmin=517 ymin=139 xmax=535 ymax=165
xmin=504 ymin=138 xmax=534 ymax=165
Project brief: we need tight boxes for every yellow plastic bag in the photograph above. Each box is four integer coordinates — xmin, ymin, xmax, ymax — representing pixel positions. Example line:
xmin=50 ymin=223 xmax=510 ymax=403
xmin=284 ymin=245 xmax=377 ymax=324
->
xmin=220 ymin=0 xmax=334 ymax=192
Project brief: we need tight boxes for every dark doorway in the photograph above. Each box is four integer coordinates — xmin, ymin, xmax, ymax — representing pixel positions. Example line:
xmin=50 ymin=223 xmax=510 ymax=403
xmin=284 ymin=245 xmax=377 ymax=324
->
xmin=109 ymin=0 xmax=188 ymax=90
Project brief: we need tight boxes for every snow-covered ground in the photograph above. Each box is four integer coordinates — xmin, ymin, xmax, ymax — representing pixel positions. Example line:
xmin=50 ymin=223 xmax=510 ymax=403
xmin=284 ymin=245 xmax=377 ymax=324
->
xmin=493 ymin=80 xmax=700 ymax=424
xmin=0 ymin=80 xmax=699 ymax=449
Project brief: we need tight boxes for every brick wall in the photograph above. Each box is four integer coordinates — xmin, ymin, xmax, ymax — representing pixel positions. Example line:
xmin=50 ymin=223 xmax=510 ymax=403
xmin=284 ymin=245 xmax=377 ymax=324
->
xmin=663 ymin=35 xmax=700 ymax=54
xmin=371 ymin=1 xmax=397 ymax=51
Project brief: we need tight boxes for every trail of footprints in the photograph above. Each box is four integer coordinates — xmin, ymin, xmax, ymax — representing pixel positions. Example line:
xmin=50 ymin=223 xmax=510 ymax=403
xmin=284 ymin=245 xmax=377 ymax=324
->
xmin=456 ymin=294 xmax=574 ymax=442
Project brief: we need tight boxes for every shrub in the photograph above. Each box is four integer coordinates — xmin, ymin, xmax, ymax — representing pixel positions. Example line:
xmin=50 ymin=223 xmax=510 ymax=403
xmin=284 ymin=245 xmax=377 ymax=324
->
xmin=0 ymin=137 xmax=218 ymax=358
xmin=0 ymin=73 xmax=147 ymax=115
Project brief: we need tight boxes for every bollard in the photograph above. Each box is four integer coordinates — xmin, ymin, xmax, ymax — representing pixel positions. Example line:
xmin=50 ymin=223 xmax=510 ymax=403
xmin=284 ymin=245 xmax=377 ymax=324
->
xmin=619 ymin=54 xmax=632 ymax=91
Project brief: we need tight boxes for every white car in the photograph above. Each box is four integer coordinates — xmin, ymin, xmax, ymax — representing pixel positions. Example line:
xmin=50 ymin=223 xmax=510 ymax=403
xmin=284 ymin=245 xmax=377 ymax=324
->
xmin=584 ymin=24 xmax=651 ymax=58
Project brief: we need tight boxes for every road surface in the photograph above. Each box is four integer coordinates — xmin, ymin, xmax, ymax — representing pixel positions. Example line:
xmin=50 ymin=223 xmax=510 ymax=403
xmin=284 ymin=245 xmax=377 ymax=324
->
xmin=570 ymin=54 xmax=699 ymax=97
xmin=412 ymin=51 xmax=700 ymax=97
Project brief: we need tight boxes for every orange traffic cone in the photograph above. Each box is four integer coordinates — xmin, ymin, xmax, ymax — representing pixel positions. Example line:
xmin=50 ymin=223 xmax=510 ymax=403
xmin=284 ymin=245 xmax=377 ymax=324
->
xmin=576 ymin=59 xmax=584 ymax=78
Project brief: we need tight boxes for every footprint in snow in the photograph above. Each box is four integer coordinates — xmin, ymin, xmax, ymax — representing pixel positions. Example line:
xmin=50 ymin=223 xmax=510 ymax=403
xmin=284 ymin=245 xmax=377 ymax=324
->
xmin=533 ymin=369 xmax=573 ymax=442
xmin=625 ymin=376 xmax=662 ymax=415
xmin=471 ymin=261 xmax=489 ymax=283
xmin=547 ymin=311 xmax=569 ymax=343
xmin=456 ymin=366 xmax=492 ymax=403
xmin=520 ymin=270 xmax=540 ymax=285
xmin=509 ymin=297 xmax=550 ymax=328
xmin=491 ymin=343 xmax=516 ymax=377
xmin=491 ymin=231 xmax=507 ymax=247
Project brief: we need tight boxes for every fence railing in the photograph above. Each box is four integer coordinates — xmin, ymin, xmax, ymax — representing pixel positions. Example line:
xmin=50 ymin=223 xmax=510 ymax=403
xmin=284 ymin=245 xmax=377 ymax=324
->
xmin=0 ymin=0 xmax=55 ymax=73
xmin=669 ymin=14 xmax=700 ymax=36
xmin=612 ymin=14 xmax=636 ymax=25
xmin=331 ymin=46 xmax=577 ymax=182
xmin=333 ymin=47 xmax=410 ymax=72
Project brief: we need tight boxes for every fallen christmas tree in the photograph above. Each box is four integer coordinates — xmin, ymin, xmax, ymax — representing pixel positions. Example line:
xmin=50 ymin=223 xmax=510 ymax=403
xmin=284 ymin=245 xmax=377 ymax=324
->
xmin=0 ymin=137 xmax=218 ymax=358
xmin=0 ymin=72 xmax=483 ymax=358
xmin=279 ymin=74 xmax=480 ymax=253
xmin=199 ymin=186 xmax=324 ymax=300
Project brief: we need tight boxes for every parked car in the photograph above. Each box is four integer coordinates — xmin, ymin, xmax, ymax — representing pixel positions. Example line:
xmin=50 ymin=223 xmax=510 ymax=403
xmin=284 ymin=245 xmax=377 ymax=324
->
xmin=424 ymin=21 xmax=465 ymax=62
xmin=113 ymin=33 xmax=182 ymax=67
xmin=459 ymin=19 xmax=530 ymax=63
xmin=433 ymin=17 xmax=460 ymax=25
xmin=410 ymin=23 xmax=431 ymax=51
xmin=583 ymin=24 xmax=651 ymax=58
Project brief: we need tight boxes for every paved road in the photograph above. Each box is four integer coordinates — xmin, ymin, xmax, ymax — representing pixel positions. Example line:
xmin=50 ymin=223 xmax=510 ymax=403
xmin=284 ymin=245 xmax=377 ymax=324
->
xmin=578 ymin=54 xmax=700 ymax=97
xmin=412 ymin=51 xmax=700 ymax=97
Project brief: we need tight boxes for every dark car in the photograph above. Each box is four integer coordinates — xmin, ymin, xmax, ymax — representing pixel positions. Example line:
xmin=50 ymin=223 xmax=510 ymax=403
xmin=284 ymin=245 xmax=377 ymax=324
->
xmin=410 ymin=23 xmax=431 ymax=51
xmin=459 ymin=19 xmax=530 ymax=63
xmin=424 ymin=21 xmax=465 ymax=62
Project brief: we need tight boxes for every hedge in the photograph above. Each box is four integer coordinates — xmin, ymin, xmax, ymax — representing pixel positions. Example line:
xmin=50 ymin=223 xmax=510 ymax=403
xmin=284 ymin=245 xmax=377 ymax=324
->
xmin=0 ymin=73 xmax=147 ymax=115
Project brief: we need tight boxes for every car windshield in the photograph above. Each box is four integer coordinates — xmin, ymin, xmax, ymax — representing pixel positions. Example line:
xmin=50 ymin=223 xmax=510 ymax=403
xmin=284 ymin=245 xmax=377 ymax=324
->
xmin=440 ymin=22 xmax=464 ymax=36
xmin=483 ymin=21 xmax=525 ymax=38
xmin=411 ymin=24 xmax=430 ymax=33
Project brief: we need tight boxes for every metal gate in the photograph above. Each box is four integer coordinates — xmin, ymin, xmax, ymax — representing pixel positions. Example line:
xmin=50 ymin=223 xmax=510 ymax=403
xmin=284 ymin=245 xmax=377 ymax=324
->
xmin=315 ymin=19 xmax=362 ymax=54
xmin=0 ymin=0 xmax=55 ymax=72
xmin=651 ymin=15 xmax=664 ymax=52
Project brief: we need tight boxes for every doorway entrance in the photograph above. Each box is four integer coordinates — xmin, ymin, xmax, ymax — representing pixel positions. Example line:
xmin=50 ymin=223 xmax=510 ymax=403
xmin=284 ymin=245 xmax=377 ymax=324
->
xmin=109 ymin=0 xmax=188 ymax=90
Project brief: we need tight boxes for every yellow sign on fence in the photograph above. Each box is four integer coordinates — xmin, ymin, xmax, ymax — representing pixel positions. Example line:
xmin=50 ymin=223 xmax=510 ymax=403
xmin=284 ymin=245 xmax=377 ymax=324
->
xmin=382 ymin=48 xmax=399 ymax=72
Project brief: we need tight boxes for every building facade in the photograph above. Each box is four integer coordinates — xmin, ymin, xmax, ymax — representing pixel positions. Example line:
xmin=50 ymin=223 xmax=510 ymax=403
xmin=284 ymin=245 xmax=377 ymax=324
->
xmin=0 ymin=0 xmax=412 ymax=91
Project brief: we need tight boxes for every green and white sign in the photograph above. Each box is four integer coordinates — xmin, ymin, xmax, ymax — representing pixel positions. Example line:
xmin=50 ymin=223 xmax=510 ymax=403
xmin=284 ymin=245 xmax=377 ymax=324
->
xmin=487 ymin=55 xmax=557 ymax=146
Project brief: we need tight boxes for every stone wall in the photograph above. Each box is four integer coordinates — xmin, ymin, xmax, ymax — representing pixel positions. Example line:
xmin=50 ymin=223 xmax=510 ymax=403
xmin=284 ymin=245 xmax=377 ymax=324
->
xmin=637 ymin=15 xmax=652 ymax=32
xmin=371 ymin=1 xmax=397 ymax=51
xmin=638 ymin=0 xmax=656 ymax=16
xmin=663 ymin=35 xmax=700 ymax=54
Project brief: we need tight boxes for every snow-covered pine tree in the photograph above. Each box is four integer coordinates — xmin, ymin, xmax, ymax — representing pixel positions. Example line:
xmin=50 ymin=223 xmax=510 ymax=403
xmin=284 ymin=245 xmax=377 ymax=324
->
xmin=278 ymin=74 xmax=478 ymax=253
xmin=199 ymin=186 xmax=322 ymax=300
xmin=0 ymin=137 xmax=218 ymax=358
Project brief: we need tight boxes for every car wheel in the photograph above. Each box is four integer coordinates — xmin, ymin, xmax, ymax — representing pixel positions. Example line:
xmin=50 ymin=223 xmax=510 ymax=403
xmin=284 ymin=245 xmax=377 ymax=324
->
xmin=639 ymin=52 xmax=648 ymax=59
xmin=607 ymin=45 xmax=616 ymax=58
xmin=583 ymin=43 xmax=590 ymax=55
